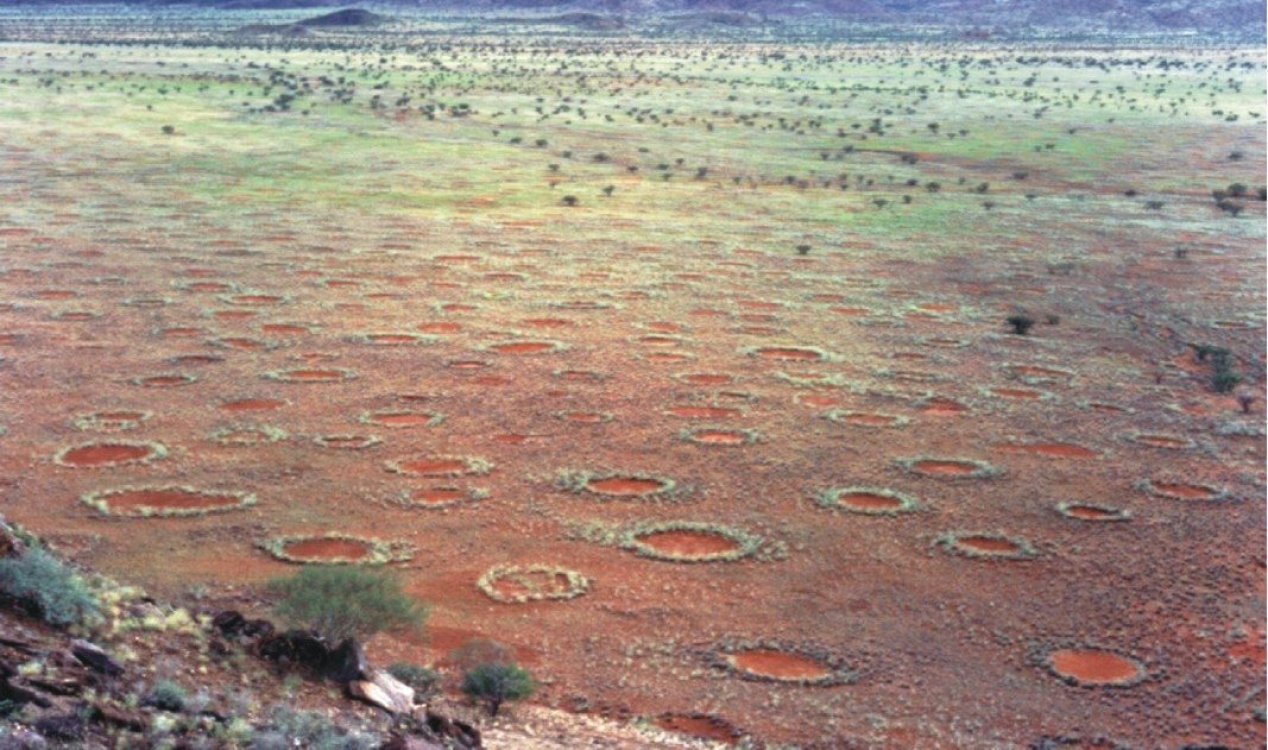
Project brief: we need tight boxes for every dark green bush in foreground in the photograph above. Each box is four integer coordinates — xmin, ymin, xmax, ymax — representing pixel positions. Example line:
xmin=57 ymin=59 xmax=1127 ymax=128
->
xmin=0 ymin=547 xmax=99 ymax=627
xmin=461 ymin=662 xmax=535 ymax=717
xmin=268 ymin=566 xmax=426 ymax=643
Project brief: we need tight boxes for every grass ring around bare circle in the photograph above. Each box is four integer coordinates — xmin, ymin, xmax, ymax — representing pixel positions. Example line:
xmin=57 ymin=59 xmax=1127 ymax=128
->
xmin=81 ymin=485 xmax=257 ymax=518
xmin=554 ymin=470 xmax=685 ymax=502
xmin=258 ymin=533 xmax=414 ymax=566
xmin=619 ymin=521 xmax=762 ymax=563
xmin=708 ymin=638 xmax=860 ymax=687
xmin=73 ymin=410 xmax=154 ymax=432
xmin=814 ymin=487 xmax=920 ymax=516
xmin=934 ymin=531 xmax=1038 ymax=561
xmin=209 ymin=424 xmax=288 ymax=446
xmin=476 ymin=564 xmax=590 ymax=604
xmin=388 ymin=486 xmax=489 ymax=510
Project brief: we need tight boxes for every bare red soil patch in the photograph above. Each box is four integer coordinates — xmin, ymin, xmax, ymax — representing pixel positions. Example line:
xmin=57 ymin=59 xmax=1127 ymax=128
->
xmin=134 ymin=374 xmax=196 ymax=388
xmin=654 ymin=714 xmax=740 ymax=745
xmin=728 ymin=650 xmax=831 ymax=682
xmin=282 ymin=537 xmax=370 ymax=562
xmin=86 ymin=487 xmax=249 ymax=515
xmin=1047 ymin=649 xmax=1144 ymax=687
xmin=56 ymin=441 xmax=164 ymax=468
xmin=633 ymin=529 xmax=741 ymax=557
xmin=587 ymin=477 xmax=667 ymax=496
xmin=417 ymin=322 xmax=461 ymax=334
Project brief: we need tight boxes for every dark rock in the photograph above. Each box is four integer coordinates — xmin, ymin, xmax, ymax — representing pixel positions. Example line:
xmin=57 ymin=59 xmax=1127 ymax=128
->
xmin=0 ymin=678 xmax=54 ymax=708
xmin=425 ymin=709 xmax=482 ymax=749
xmin=25 ymin=673 xmax=86 ymax=696
xmin=212 ymin=610 xmax=247 ymax=637
xmin=90 ymin=701 xmax=148 ymax=731
xmin=0 ymin=727 xmax=48 ymax=750
xmin=257 ymin=629 xmax=329 ymax=671
xmin=242 ymin=618 xmax=275 ymax=639
xmin=71 ymin=640 xmax=122 ymax=677
xmin=33 ymin=713 xmax=84 ymax=741
xmin=326 ymin=638 xmax=368 ymax=682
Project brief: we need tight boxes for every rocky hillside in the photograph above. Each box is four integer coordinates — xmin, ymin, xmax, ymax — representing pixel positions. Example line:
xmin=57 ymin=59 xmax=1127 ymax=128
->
xmin=0 ymin=517 xmax=717 ymax=749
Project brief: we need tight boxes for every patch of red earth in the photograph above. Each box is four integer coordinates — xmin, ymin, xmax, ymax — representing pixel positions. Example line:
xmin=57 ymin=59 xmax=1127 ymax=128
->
xmin=795 ymin=394 xmax=845 ymax=408
xmin=441 ymin=303 xmax=477 ymax=313
xmin=691 ymin=430 xmax=747 ymax=445
xmin=137 ymin=375 xmax=193 ymax=387
xmin=260 ymin=324 xmax=309 ymax=336
xmin=644 ymin=321 xmax=682 ymax=333
xmin=394 ymin=459 xmax=469 ymax=476
xmin=405 ymin=488 xmax=467 ymax=506
xmin=557 ymin=370 xmax=602 ymax=382
xmin=364 ymin=334 xmax=419 ymax=345
xmin=992 ymin=387 xmax=1042 ymax=400
xmin=60 ymin=443 xmax=156 ymax=467
xmin=680 ymin=373 xmax=733 ymax=386
xmin=417 ymin=322 xmax=461 ymax=334
xmin=493 ymin=434 xmax=528 ymax=445
xmin=217 ymin=337 xmax=270 ymax=351
xmin=90 ymin=410 xmax=148 ymax=424
xmin=586 ymin=477 xmax=666 ymax=496
xmin=282 ymin=538 xmax=369 ymax=561
xmin=1228 ymin=630 xmax=1266 ymax=668
xmin=228 ymin=294 xmax=284 ymax=306
xmin=922 ymin=397 xmax=967 ymax=416
xmin=728 ymin=650 xmax=831 ymax=681
xmin=1134 ymin=435 xmax=1190 ymax=449
xmin=755 ymin=347 xmax=822 ymax=361
xmin=1064 ymin=505 xmax=1123 ymax=521
xmin=956 ymin=536 xmax=1022 ymax=555
xmin=689 ymin=308 xmax=727 ymax=317
xmin=221 ymin=398 xmax=285 ymax=413
xmin=1088 ymin=402 xmax=1128 ymax=413
xmin=638 ymin=335 xmax=680 ymax=346
xmin=55 ymin=312 xmax=98 ymax=321
xmin=34 ymin=290 xmax=77 ymax=300
xmin=837 ymin=493 xmax=905 ymax=511
xmin=912 ymin=460 xmax=978 ymax=476
xmin=654 ymin=715 xmax=737 ymax=745
xmin=170 ymin=355 xmax=222 ymax=366
xmin=645 ymin=352 xmax=691 ymax=363
xmin=448 ymin=360 xmax=488 ymax=370
xmin=1047 ymin=649 xmax=1142 ymax=685
xmin=102 ymin=488 xmax=240 ymax=512
xmin=492 ymin=342 xmax=556 ymax=355
xmin=917 ymin=302 xmax=956 ymax=313
xmin=634 ymin=530 xmax=739 ymax=556
xmin=283 ymin=370 xmax=346 ymax=382
xmin=158 ymin=327 xmax=205 ymax=338
xmin=667 ymin=406 xmax=740 ymax=420
xmin=1000 ymin=443 xmax=1098 ymax=459
xmin=474 ymin=375 xmax=511 ymax=387
xmin=1151 ymin=482 xmax=1217 ymax=500
xmin=830 ymin=307 xmax=870 ymax=317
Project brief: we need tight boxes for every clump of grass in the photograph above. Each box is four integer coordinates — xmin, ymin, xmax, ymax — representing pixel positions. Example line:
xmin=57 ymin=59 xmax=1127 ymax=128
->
xmin=0 ymin=547 xmax=100 ymax=628
xmin=312 ymin=434 xmax=382 ymax=450
xmin=249 ymin=705 xmax=380 ymax=750
xmin=145 ymin=680 xmax=187 ymax=712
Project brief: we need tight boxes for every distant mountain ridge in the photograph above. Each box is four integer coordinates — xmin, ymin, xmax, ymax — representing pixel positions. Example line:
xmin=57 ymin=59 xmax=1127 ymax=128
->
xmin=5 ymin=0 xmax=1264 ymax=34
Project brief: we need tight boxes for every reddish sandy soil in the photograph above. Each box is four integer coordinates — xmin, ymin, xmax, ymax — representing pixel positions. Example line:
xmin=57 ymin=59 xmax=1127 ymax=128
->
xmin=0 ymin=164 xmax=1263 ymax=748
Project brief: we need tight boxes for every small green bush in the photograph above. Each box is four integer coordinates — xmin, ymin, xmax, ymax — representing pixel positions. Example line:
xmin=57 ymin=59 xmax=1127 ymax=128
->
xmin=0 ymin=548 xmax=99 ymax=627
xmin=461 ymin=662 xmax=534 ymax=717
xmin=146 ymin=680 xmax=187 ymax=712
xmin=386 ymin=663 xmax=440 ymax=697
xmin=268 ymin=566 xmax=426 ymax=644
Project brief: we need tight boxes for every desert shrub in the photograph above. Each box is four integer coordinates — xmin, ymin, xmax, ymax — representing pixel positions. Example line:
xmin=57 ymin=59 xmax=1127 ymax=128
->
xmin=1005 ymin=315 xmax=1035 ymax=335
xmin=387 ymin=663 xmax=440 ymax=697
xmin=250 ymin=706 xmax=378 ymax=750
xmin=146 ymin=680 xmax=187 ymax=712
xmin=461 ymin=662 xmax=534 ymax=717
xmin=268 ymin=567 xmax=426 ymax=643
xmin=0 ymin=547 xmax=99 ymax=627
